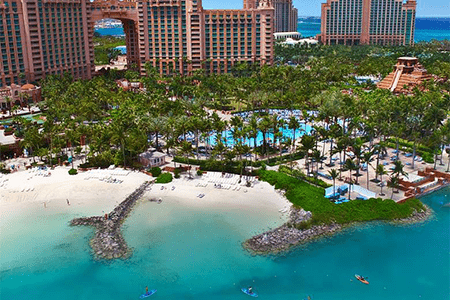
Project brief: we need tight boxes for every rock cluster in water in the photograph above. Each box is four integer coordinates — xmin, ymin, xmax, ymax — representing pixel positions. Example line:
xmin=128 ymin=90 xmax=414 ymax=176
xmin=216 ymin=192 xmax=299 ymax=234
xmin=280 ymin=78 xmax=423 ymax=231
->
xmin=70 ymin=181 xmax=151 ymax=260
xmin=244 ymin=207 xmax=342 ymax=255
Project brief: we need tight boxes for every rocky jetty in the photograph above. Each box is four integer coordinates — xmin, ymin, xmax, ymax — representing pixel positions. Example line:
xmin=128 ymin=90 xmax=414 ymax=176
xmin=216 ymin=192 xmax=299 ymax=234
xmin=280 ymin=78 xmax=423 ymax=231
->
xmin=245 ymin=205 xmax=434 ymax=255
xmin=71 ymin=181 xmax=151 ymax=260
xmin=244 ymin=207 xmax=342 ymax=255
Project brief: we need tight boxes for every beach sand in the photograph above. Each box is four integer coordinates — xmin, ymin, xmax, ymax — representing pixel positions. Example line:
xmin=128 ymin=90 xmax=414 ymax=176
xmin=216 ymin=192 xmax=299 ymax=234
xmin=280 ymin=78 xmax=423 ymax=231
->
xmin=0 ymin=167 xmax=291 ymax=224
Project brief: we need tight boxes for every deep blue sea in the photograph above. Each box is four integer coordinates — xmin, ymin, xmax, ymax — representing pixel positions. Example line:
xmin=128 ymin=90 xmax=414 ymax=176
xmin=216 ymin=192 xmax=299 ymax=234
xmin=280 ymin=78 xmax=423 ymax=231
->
xmin=1 ymin=183 xmax=449 ymax=300
xmin=296 ymin=17 xmax=450 ymax=42
xmin=96 ymin=17 xmax=450 ymax=42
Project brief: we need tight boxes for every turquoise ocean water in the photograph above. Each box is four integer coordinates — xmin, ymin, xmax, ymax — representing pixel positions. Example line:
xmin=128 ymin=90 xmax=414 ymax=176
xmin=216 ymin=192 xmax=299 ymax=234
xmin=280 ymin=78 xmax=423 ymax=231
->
xmin=96 ymin=17 xmax=450 ymax=42
xmin=1 ymin=185 xmax=449 ymax=299
xmin=296 ymin=17 xmax=450 ymax=42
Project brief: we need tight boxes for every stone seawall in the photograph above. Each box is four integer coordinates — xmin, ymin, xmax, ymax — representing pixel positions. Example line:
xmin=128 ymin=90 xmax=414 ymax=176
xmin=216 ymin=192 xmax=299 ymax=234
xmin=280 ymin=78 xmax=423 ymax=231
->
xmin=70 ymin=181 xmax=151 ymax=260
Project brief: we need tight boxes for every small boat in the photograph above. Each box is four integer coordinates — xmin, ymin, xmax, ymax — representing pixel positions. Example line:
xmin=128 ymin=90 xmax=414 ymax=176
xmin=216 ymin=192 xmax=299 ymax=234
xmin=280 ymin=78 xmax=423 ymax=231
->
xmin=241 ymin=288 xmax=258 ymax=297
xmin=139 ymin=289 xmax=157 ymax=298
xmin=355 ymin=274 xmax=369 ymax=285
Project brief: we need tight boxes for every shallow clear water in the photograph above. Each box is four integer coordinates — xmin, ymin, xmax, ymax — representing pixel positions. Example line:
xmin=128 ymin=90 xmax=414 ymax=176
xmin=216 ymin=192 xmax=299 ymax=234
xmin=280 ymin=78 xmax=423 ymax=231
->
xmin=1 ymin=187 xmax=449 ymax=299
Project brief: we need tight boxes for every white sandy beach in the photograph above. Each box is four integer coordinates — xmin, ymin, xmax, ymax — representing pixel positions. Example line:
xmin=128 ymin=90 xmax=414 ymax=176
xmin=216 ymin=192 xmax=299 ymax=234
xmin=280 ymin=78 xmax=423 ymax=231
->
xmin=0 ymin=167 xmax=291 ymax=224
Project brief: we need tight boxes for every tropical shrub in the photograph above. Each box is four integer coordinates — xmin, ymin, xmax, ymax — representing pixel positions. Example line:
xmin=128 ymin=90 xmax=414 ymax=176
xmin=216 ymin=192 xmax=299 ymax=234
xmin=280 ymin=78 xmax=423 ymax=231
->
xmin=155 ymin=172 xmax=173 ymax=183
xmin=0 ymin=163 xmax=11 ymax=174
xmin=149 ymin=167 xmax=162 ymax=177
xmin=79 ymin=150 xmax=115 ymax=169
xmin=197 ymin=169 xmax=203 ymax=176
xmin=68 ymin=168 xmax=78 ymax=175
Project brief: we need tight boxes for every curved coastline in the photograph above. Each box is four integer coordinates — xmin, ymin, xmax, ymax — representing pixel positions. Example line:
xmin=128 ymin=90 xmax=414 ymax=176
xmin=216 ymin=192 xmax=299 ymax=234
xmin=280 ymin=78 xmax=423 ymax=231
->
xmin=244 ymin=204 xmax=433 ymax=255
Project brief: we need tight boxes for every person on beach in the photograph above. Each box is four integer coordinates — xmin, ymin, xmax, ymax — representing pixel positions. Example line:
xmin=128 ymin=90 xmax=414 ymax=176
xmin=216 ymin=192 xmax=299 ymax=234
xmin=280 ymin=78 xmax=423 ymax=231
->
xmin=66 ymin=199 xmax=70 ymax=206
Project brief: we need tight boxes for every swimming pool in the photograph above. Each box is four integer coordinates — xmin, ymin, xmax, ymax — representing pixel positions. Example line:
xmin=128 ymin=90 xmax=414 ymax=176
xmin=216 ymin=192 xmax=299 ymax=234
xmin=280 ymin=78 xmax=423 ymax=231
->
xmin=205 ymin=123 xmax=313 ymax=147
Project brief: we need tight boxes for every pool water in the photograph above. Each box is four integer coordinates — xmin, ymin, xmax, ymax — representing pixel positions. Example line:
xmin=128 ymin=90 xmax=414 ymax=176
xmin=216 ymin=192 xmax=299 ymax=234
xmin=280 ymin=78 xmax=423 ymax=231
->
xmin=206 ymin=123 xmax=313 ymax=147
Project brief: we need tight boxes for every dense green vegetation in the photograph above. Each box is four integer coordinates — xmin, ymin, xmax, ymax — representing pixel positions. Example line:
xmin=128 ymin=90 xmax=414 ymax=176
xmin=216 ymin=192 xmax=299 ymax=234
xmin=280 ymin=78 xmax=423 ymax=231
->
xmin=258 ymin=170 xmax=424 ymax=225
xmin=275 ymin=40 xmax=450 ymax=79
xmin=2 ymin=41 xmax=448 ymax=194
xmin=149 ymin=167 xmax=162 ymax=177
xmin=155 ymin=172 xmax=173 ymax=184
xmin=93 ymin=35 xmax=125 ymax=65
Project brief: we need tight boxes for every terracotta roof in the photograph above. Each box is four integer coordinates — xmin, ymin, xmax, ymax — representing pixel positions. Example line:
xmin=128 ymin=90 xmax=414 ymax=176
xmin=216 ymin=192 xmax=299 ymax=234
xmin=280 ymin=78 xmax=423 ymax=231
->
xmin=21 ymin=84 xmax=35 ymax=90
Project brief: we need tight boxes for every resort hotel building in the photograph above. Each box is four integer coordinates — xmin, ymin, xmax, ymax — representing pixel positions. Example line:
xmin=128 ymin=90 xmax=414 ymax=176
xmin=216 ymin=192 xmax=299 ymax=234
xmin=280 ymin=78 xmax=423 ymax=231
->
xmin=273 ymin=0 xmax=298 ymax=32
xmin=1 ymin=0 xmax=275 ymax=88
xmin=319 ymin=0 xmax=416 ymax=45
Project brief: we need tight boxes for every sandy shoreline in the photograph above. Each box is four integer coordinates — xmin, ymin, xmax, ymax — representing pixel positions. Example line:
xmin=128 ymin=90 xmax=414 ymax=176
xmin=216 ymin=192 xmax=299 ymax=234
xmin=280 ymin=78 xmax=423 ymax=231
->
xmin=0 ymin=167 xmax=291 ymax=225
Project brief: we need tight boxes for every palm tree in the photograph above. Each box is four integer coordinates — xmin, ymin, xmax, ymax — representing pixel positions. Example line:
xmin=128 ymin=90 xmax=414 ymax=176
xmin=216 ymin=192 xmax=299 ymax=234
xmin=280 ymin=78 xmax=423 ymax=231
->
xmin=258 ymin=116 xmax=271 ymax=158
xmin=391 ymin=160 xmax=408 ymax=193
xmin=344 ymin=158 xmax=357 ymax=199
xmin=352 ymin=142 xmax=364 ymax=184
xmin=376 ymin=164 xmax=387 ymax=196
xmin=373 ymin=141 xmax=387 ymax=181
xmin=288 ymin=116 xmax=300 ymax=152
xmin=328 ymin=169 xmax=339 ymax=199
xmin=247 ymin=115 xmax=259 ymax=153
xmin=388 ymin=176 xmax=400 ymax=199
xmin=311 ymin=149 xmax=323 ymax=176
xmin=300 ymin=134 xmax=315 ymax=175
xmin=327 ymin=123 xmax=341 ymax=166
xmin=180 ymin=140 xmax=193 ymax=178
xmin=189 ymin=115 xmax=205 ymax=161
xmin=362 ymin=150 xmax=374 ymax=190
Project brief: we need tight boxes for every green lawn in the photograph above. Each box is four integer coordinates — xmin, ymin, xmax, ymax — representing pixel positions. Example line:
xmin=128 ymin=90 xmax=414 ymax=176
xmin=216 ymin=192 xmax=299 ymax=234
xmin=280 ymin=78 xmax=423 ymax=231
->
xmin=258 ymin=170 xmax=424 ymax=225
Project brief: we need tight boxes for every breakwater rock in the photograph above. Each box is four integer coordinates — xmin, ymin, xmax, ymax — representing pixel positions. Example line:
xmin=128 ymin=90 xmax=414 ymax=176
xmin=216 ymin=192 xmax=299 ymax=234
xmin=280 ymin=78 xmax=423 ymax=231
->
xmin=244 ymin=207 xmax=341 ymax=255
xmin=245 ymin=205 xmax=433 ymax=255
xmin=70 ymin=181 xmax=151 ymax=260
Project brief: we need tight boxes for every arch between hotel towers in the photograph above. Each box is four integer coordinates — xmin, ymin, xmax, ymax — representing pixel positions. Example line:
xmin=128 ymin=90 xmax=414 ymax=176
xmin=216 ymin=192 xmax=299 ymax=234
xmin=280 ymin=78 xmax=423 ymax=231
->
xmin=0 ymin=0 xmax=274 ymax=87
xmin=90 ymin=0 xmax=275 ymax=76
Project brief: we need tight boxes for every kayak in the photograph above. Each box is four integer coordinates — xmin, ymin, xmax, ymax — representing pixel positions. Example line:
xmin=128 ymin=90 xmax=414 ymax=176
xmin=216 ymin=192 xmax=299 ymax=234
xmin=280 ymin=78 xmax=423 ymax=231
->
xmin=355 ymin=274 xmax=369 ymax=285
xmin=139 ymin=289 xmax=157 ymax=298
xmin=241 ymin=288 xmax=258 ymax=297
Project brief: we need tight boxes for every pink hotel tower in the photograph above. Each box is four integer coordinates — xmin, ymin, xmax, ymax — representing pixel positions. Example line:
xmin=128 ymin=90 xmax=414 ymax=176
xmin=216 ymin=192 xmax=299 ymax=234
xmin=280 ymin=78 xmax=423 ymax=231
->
xmin=319 ymin=0 xmax=416 ymax=46
xmin=0 ymin=0 xmax=274 ymax=87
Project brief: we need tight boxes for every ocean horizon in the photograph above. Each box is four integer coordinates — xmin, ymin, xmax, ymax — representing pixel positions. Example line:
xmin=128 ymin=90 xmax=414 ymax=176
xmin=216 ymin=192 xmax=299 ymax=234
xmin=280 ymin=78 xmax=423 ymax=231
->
xmin=95 ymin=17 xmax=450 ymax=43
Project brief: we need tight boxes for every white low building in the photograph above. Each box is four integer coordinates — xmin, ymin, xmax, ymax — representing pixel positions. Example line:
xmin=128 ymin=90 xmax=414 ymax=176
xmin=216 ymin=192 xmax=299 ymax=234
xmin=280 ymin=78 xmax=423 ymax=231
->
xmin=280 ymin=38 xmax=319 ymax=46
xmin=274 ymin=32 xmax=301 ymax=40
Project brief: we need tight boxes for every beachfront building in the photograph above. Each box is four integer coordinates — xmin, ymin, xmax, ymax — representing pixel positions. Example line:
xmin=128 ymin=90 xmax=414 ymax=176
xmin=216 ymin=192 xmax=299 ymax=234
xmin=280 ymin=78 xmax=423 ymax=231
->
xmin=273 ymin=0 xmax=298 ymax=32
xmin=319 ymin=0 xmax=416 ymax=46
xmin=377 ymin=57 xmax=432 ymax=94
xmin=0 ymin=0 xmax=274 ymax=87
xmin=139 ymin=149 xmax=166 ymax=168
